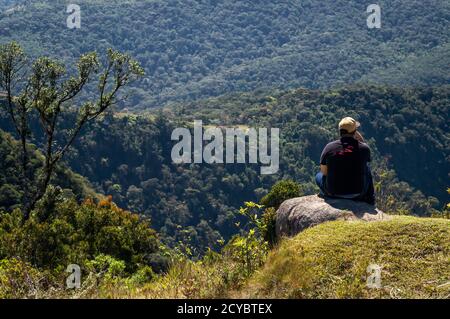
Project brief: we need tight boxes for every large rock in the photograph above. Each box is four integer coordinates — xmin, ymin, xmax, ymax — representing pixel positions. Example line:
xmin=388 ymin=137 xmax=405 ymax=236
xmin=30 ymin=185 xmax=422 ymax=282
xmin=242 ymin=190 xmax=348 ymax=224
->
xmin=276 ymin=195 xmax=389 ymax=238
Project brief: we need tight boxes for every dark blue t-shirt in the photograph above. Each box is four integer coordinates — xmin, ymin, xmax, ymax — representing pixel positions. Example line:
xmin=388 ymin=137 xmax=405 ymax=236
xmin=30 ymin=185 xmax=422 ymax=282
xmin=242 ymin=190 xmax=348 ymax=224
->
xmin=320 ymin=137 xmax=371 ymax=195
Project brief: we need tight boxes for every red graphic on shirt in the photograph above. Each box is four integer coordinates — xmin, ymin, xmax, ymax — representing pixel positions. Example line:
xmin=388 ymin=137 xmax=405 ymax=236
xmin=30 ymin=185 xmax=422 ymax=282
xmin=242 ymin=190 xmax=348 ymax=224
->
xmin=337 ymin=145 xmax=354 ymax=156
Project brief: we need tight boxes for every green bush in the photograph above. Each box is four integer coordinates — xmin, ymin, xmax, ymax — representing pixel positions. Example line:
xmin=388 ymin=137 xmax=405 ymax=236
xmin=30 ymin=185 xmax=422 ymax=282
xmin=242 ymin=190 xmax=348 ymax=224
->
xmin=0 ymin=196 xmax=167 ymax=275
xmin=223 ymin=229 xmax=268 ymax=279
xmin=225 ymin=201 xmax=271 ymax=280
xmin=261 ymin=207 xmax=277 ymax=246
xmin=127 ymin=266 xmax=156 ymax=285
xmin=0 ymin=258 xmax=52 ymax=299
xmin=86 ymin=254 xmax=126 ymax=279
xmin=260 ymin=180 xmax=302 ymax=210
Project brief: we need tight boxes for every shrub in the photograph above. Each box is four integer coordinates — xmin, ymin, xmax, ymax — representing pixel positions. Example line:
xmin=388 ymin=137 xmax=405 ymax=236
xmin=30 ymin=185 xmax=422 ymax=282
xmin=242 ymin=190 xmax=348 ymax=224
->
xmin=223 ymin=229 xmax=268 ymax=279
xmin=0 ymin=196 xmax=166 ymax=275
xmin=86 ymin=254 xmax=126 ymax=279
xmin=261 ymin=207 xmax=277 ymax=246
xmin=0 ymin=258 xmax=56 ymax=299
xmin=260 ymin=180 xmax=302 ymax=209
xmin=127 ymin=266 xmax=156 ymax=285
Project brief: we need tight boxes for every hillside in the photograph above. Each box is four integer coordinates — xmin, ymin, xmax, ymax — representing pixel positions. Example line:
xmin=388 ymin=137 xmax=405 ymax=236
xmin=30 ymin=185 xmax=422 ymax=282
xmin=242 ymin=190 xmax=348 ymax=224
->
xmin=63 ymin=84 xmax=450 ymax=249
xmin=0 ymin=0 xmax=19 ymax=9
xmin=0 ymin=129 xmax=96 ymax=211
xmin=0 ymin=0 xmax=449 ymax=108
xmin=90 ymin=215 xmax=449 ymax=299
xmin=171 ymin=85 xmax=450 ymax=203
xmin=236 ymin=216 xmax=450 ymax=299
xmin=3 ymin=85 xmax=446 ymax=253
xmin=0 ymin=0 xmax=449 ymax=303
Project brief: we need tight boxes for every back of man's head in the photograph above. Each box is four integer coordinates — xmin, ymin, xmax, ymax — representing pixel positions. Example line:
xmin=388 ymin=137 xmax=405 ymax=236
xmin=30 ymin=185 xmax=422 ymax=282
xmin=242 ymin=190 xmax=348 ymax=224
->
xmin=339 ymin=117 xmax=360 ymax=137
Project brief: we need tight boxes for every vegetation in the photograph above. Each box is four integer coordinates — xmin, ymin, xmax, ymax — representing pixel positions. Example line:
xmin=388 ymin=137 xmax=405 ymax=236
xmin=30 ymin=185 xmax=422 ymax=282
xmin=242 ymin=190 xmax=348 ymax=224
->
xmin=0 ymin=41 xmax=144 ymax=218
xmin=238 ymin=216 xmax=450 ymax=299
xmin=2 ymin=84 xmax=448 ymax=253
xmin=0 ymin=0 xmax=449 ymax=107
xmin=58 ymin=198 xmax=273 ymax=299
xmin=0 ymin=0 xmax=449 ymax=298
xmin=260 ymin=179 xmax=302 ymax=210
xmin=0 ymin=129 xmax=95 ymax=211
xmin=172 ymin=85 xmax=449 ymax=204
xmin=72 ymin=85 xmax=450 ymax=250
xmin=0 ymin=162 xmax=448 ymax=298
xmin=0 ymin=195 xmax=167 ymax=298
xmin=32 ymin=215 xmax=447 ymax=299
xmin=0 ymin=42 xmax=167 ymax=299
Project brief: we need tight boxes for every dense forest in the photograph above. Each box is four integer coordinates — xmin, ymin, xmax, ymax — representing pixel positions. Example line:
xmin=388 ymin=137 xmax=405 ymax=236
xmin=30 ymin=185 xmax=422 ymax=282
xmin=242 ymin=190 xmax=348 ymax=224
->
xmin=2 ymin=85 xmax=448 ymax=254
xmin=0 ymin=130 xmax=95 ymax=211
xmin=0 ymin=0 xmax=449 ymax=300
xmin=0 ymin=0 xmax=18 ymax=9
xmin=1 ymin=83 xmax=448 ymax=298
xmin=0 ymin=0 xmax=449 ymax=107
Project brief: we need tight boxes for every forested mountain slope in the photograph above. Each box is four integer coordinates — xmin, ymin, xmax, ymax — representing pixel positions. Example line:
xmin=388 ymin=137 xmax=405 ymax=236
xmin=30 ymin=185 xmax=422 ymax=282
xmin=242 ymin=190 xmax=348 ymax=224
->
xmin=171 ymin=85 xmax=450 ymax=203
xmin=0 ymin=130 xmax=95 ymax=211
xmin=0 ymin=0 xmax=20 ymax=9
xmin=1 ymin=84 xmax=448 ymax=253
xmin=0 ymin=0 xmax=449 ymax=108
xmin=27 ymin=85 xmax=450 ymax=253
xmin=0 ymin=0 xmax=449 ymax=300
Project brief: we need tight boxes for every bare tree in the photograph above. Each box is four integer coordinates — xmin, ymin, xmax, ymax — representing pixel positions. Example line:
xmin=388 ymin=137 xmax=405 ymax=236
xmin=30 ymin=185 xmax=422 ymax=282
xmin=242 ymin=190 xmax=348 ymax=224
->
xmin=0 ymin=42 xmax=144 ymax=219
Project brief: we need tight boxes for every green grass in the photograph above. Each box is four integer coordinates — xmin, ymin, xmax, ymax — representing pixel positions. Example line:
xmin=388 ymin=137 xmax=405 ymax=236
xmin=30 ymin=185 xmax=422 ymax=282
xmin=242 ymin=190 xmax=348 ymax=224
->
xmin=236 ymin=216 xmax=450 ymax=299
xmin=4 ymin=215 xmax=446 ymax=299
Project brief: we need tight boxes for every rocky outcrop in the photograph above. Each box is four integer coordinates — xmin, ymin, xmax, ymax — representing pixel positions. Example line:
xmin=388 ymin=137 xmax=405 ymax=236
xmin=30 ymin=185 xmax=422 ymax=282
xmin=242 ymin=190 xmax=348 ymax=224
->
xmin=276 ymin=195 xmax=389 ymax=238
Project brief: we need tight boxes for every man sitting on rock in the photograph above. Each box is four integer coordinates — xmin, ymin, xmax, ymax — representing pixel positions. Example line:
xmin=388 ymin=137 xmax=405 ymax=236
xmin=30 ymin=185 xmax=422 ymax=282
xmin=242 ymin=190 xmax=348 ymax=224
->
xmin=315 ymin=117 xmax=375 ymax=205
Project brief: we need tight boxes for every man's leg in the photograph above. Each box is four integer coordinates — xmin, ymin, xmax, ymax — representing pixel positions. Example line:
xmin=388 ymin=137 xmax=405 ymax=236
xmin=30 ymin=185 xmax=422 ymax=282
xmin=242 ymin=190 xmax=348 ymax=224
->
xmin=315 ymin=172 xmax=327 ymax=196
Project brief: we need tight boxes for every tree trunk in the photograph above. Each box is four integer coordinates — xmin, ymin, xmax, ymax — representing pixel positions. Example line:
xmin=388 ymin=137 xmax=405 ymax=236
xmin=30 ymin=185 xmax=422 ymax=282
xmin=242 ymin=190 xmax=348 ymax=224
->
xmin=23 ymin=130 xmax=54 ymax=221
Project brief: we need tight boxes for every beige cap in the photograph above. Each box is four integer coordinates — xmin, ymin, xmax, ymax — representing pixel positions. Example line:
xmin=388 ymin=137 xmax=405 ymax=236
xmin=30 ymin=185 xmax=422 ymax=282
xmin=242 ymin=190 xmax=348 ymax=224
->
xmin=339 ymin=117 xmax=360 ymax=133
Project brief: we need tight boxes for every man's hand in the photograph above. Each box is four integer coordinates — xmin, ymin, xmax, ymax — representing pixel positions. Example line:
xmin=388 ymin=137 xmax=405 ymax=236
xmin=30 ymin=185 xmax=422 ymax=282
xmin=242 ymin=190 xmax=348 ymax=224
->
xmin=354 ymin=131 xmax=365 ymax=143
xmin=320 ymin=164 xmax=328 ymax=176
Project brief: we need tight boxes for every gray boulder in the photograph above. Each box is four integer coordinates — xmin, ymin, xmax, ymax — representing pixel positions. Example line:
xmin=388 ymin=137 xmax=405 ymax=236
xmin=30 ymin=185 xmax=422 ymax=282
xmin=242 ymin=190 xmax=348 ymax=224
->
xmin=276 ymin=195 xmax=389 ymax=238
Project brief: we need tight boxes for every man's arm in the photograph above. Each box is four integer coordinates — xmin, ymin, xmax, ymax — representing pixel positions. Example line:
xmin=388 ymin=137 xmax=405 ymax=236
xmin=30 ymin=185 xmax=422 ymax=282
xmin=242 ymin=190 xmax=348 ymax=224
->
xmin=320 ymin=164 xmax=328 ymax=176
xmin=320 ymin=143 xmax=330 ymax=176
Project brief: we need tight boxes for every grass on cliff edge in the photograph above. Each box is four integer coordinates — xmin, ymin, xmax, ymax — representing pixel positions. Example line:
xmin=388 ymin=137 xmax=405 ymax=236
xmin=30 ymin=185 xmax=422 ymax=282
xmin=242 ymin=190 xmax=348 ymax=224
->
xmin=235 ymin=216 xmax=449 ymax=299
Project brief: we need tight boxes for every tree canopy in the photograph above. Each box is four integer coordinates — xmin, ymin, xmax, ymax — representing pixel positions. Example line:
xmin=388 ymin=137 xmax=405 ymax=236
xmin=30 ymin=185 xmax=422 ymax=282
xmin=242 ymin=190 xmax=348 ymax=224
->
xmin=0 ymin=0 xmax=449 ymax=108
